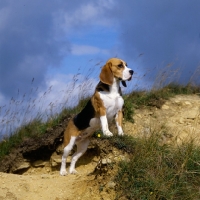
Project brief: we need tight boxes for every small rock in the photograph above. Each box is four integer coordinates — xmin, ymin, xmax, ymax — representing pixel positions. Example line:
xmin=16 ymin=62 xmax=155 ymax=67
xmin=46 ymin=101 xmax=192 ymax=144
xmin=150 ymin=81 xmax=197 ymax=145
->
xmin=56 ymin=145 xmax=63 ymax=154
xmin=185 ymin=109 xmax=198 ymax=119
xmin=102 ymin=158 xmax=112 ymax=165
xmin=50 ymin=153 xmax=71 ymax=167
xmin=162 ymin=105 xmax=169 ymax=110
xmin=32 ymin=160 xmax=47 ymax=167
xmin=46 ymin=168 xmax=51 ymax=173
xmin=41 ymin=174 xmax=50 ymax=179
xmin=102 ymin=159 xmax=107 ymax=165
xmin=136 ymin=114 xmax=142 ymax=118
xmin=107 ymin=181 xmax=116 ymax=189
xmin=92 ymin=156 xmax=100 ymax=162
xmin=178 ymin=118 xmax=184 ymax=124
xmin=184 ymin=101 xmax=192 ymax=106
xmin=13 ymin=161 xmax=30 ymax=172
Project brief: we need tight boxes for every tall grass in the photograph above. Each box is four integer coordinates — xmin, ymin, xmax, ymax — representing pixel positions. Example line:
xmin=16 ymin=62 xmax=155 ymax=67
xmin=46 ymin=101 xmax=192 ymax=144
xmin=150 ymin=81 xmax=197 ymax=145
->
xmin=114 ymin=133 xmax=200 ymax=200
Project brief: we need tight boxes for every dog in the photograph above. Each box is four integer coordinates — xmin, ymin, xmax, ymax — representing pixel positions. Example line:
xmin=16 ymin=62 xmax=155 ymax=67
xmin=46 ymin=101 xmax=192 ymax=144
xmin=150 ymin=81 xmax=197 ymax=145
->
xmin=60 ymin=58 xmax=133 ymax=175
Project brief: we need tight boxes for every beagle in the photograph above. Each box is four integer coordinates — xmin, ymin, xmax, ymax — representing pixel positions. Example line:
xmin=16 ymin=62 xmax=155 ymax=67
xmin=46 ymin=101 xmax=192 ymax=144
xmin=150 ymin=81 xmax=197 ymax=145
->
xmin=60 ymin=58 xmax=133 ymax=175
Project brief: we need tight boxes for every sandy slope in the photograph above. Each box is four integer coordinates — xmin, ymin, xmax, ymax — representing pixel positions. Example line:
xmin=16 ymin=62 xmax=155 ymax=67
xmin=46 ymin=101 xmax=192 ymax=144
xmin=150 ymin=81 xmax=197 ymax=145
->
xmin=0 ymin=171 xmax=89 ymax=200
xmin=0 ymin=168 xmax=113 ymax=200
xmin=124 ymin=94 xmax=200 ymax=144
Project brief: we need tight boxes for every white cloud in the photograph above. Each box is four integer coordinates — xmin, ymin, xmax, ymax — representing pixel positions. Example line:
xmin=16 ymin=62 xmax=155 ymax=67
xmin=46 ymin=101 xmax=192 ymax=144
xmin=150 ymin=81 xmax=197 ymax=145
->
xmin=64 ymin=3 xmax=109 ymax=26
xmin=71 ymin=44 xmax=109 ymax=55
xmin=39 ymin=73 xmax=98 ymax=109
xmin=53 ymin=1 xmax=114 ymax=35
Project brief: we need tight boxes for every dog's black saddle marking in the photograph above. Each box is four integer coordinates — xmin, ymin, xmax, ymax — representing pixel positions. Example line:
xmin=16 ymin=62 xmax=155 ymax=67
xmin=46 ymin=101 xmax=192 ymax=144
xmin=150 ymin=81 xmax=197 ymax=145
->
xmin=73 ymin=99 xmax=95 ymax=130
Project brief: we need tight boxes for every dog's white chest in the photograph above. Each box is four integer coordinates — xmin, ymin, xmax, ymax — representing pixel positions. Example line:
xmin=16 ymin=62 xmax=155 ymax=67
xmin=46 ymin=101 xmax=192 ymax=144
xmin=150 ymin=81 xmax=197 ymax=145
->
xmin=99 ymin=91 xmax=124 ymax=120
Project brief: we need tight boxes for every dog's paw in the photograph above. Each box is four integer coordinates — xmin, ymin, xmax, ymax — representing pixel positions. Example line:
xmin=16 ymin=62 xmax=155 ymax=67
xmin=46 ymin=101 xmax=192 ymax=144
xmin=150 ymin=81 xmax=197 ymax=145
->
xmin=118 ymin=130 xmax=124 ymax=136
xmin=60 ymin=170 xmax=68 ymax=176
xmin=104 ymin=130 xmax=113 ymax=137
xmin=117 ymin=126 xmax=124 ymax=136
xmin=69 ymin=169 xmax=78 ymax=174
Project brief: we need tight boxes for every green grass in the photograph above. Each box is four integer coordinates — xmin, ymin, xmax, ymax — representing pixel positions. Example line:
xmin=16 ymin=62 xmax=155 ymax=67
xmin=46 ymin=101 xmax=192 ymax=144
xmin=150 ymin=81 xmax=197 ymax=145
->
xmin=0 ymin=118 xmax=60 ymax=160
xmin=109 ymin=135 xmax=136 ymax=153
xmin=114 ymin=134 xmax=200 ymax=200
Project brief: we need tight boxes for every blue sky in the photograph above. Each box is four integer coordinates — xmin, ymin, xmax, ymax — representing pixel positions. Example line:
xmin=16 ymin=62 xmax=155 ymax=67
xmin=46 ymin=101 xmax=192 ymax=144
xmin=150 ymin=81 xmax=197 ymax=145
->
xmin=1 ymin=0 xmax=200 ymax=135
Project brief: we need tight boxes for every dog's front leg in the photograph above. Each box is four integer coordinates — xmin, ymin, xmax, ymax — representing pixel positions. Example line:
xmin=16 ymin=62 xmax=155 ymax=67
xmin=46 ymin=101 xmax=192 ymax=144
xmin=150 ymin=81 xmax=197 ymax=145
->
xmin=115 ymin=110 xmax=124 ymax=136
xmin=100 ymin=106 xmax=113 ymax=137
xmin=100 ymin=115 xmax=113 ymax=136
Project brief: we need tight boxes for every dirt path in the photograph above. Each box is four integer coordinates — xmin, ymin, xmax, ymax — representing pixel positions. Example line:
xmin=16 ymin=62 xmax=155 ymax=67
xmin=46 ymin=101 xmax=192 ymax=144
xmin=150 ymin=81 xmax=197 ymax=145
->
xmin=0 ymin=141 xmax=119 ymax=200
xmin=0 ymin=172 xmax=100 ymax=200
xmin=0 ymin=171 xmax=90 ymax=200
xmin=1 ymin=94 xmax=200 ymax=200
xmin=0 ymin=165 xmax=114 ymax=200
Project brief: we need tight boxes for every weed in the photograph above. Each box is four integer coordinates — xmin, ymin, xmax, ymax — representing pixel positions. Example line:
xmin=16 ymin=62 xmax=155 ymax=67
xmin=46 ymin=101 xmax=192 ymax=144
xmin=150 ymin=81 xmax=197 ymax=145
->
xmin=93 ymin=130 xmax=103 ymax=138
xmin=0 ymin=119 xmax=50 ymax=160
xmin=109 ymin=135 xmax=136 ymax=153
xmin=123 ymin=96 xmax=135 ymax=123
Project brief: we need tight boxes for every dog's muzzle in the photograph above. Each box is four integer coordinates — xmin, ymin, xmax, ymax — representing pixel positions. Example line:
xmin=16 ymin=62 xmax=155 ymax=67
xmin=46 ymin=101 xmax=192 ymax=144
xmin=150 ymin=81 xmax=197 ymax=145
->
xmin=128 ymin=70 xmax=134 ymax=81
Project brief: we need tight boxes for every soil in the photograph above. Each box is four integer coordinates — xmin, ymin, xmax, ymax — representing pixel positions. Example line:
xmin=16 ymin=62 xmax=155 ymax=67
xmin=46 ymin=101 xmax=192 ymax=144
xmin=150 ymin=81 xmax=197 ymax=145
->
xmin=0 ymin=94 xmax=200 ymax=200
xmin=124 ymin=94 xmax=200 ymax=144
xmin=0 ymin=137 xmax=123 ymax=200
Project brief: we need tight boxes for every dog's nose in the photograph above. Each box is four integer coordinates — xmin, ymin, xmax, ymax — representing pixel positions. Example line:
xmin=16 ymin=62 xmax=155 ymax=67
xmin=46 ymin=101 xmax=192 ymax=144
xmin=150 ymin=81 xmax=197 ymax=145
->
xmin=129 ymin=70 xmax=134 ymax=75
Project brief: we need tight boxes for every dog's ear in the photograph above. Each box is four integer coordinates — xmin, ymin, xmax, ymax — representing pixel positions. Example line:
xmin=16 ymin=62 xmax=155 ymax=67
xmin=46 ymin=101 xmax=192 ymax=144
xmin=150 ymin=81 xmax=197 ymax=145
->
xmin=100 ymin=62 xmax=113 ymax=85
xmin=122 ymin=81 xmax=127 ymax=87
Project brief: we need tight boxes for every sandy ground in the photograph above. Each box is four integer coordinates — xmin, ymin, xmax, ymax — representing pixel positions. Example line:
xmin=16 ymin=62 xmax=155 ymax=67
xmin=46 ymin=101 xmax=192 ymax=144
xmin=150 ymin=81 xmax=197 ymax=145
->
xmin=0 ymin=164 xmax=114 ymax=200
xmin=124 ymin=94 xmax=200 ymax=144
xmin=0 ymin=171 xmax=90 ymax=200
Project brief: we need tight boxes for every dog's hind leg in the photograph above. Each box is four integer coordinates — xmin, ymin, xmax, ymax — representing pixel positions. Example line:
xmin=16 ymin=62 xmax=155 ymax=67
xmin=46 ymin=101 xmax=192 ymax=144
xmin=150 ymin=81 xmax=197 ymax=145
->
xmin=69 ymin=138 xmax=90 ymax=174
xmin=60 ymin=136 xmax=77 ymax=176
xmin=60 ymin=120 xmax=80 ymax=176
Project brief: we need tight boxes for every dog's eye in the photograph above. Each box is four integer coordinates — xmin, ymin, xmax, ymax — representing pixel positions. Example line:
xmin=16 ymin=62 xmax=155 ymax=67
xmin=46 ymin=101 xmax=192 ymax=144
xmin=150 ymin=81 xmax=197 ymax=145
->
xmin=118 ymin=64 xmax=123 ymax=68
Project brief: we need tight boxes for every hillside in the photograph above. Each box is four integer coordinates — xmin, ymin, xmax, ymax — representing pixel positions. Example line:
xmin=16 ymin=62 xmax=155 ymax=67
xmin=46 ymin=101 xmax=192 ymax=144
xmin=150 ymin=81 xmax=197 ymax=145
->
xmin=124 ymin=94 xmax=200 ymax=144
xmin=0 ymin=94 xmax=200 ymax=199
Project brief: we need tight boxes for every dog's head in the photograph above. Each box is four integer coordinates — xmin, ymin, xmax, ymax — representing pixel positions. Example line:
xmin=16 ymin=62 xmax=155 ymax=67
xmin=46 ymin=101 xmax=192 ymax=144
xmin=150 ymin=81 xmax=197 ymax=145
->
xmin=100 ymin=58 xmax=134 ymax=87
